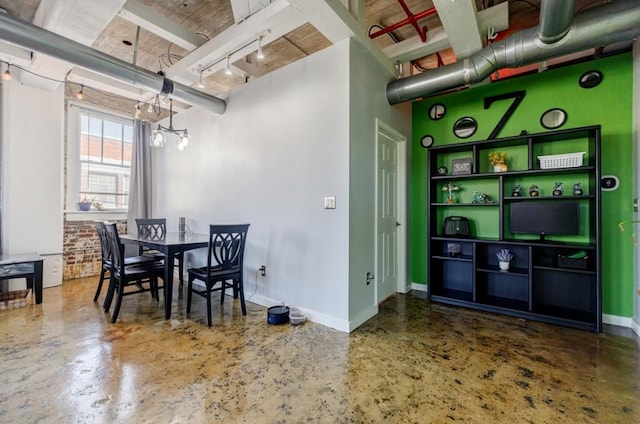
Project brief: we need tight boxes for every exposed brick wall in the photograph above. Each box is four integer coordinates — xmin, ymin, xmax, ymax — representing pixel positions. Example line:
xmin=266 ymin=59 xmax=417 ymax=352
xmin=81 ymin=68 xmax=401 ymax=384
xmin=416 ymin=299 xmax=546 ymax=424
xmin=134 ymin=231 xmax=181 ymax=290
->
xmin=63 ymin=219 xmax=127 ymax=280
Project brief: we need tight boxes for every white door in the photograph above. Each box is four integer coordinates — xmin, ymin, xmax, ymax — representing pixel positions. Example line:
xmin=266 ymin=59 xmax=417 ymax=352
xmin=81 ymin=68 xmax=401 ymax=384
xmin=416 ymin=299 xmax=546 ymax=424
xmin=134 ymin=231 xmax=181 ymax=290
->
xmin=376 ymin=121 xmax=406 ymax=302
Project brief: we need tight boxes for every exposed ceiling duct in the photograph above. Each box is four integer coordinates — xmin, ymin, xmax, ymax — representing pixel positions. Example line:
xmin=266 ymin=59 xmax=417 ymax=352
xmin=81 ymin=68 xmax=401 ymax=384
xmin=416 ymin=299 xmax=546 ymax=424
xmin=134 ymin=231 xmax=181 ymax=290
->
xmin=386 ymin=0 xmax=640 ymax=105
xmin=0 ymin=12 xmax=227 ymax=114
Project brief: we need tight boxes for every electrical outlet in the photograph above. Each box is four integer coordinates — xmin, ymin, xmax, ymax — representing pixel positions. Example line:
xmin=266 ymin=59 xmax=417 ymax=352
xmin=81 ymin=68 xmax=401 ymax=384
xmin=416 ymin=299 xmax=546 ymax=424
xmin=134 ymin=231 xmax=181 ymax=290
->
xmin=259 ymin=265 xmax=266 ymax=277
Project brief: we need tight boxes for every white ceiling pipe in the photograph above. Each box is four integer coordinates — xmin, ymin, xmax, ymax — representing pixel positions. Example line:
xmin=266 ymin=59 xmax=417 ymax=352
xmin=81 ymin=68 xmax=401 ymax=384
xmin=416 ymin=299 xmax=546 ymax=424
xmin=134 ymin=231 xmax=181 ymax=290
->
xmin=0 ymin=12 xmax=226 ymax=114
xmin=387 ymin=0 xmax=640 ymax=105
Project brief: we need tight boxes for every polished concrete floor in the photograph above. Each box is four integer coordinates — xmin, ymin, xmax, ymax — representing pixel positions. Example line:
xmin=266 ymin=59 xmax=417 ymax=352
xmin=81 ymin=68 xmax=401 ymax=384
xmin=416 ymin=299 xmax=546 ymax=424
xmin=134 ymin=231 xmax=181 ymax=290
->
xmin=0 ymin=277 xmax=638 ymax=423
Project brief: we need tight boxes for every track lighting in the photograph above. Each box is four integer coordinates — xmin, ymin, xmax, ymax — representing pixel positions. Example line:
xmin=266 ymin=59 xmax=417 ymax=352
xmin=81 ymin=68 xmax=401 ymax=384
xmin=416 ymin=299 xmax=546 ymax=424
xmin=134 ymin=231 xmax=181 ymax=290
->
xmin=76 ymin=85 xmax=84 ymax=100
xmin=197 ymin=66 xmax=205 ymax=88
xmin=3 ymin=64 xmax=11 ymax=81
xmin=257 ymin=36 xmax=264 ymax=60
xmin=225 ymin=56 xmax=232 ymax=76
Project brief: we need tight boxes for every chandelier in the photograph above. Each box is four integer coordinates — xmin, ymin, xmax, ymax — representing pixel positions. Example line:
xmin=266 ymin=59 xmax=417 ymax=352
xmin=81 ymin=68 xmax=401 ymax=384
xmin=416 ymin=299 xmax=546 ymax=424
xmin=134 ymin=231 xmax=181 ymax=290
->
xmin=150 ymin=98 xmax=189 ymax=150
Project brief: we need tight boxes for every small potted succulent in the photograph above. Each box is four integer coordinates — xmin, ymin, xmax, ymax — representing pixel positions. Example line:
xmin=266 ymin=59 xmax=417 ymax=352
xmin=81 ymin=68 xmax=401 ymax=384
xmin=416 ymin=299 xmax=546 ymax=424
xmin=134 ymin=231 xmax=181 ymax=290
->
xmin=442 ymin=182 xmax=461 ymax=204
xmin=496 ymin=248 xmax=513 ymax=271
xmin=77 ymin=196 xmax=93 ymax=211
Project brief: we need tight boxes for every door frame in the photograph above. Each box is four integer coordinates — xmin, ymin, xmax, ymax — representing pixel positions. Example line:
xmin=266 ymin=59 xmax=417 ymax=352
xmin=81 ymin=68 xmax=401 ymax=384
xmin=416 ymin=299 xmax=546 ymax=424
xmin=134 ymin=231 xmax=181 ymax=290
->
xmin=375 ymin=118 xmax=408 ymax=304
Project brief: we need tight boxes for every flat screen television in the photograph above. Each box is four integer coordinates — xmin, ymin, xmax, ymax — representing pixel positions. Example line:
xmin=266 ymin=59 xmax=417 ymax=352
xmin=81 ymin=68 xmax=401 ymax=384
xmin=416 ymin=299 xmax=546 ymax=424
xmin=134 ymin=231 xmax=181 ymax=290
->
xmin=510 ymin=202 xmax=579 ymax=240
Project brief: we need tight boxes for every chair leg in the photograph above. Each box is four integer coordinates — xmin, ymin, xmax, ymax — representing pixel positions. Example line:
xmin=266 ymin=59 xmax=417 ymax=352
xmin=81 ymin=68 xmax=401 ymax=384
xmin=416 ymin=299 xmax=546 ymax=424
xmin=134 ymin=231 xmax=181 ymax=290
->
xmin=220 ymin=280 xmax=226 ymax=305
xmin=94 ymin=268 xmax=107 ymax=302
xmin=103 ymin=275 xmax=116 ymax=312
xmin=238 ymin=277 xmax=247 ymax=316
xmin=177 ymin=253 xmax=184 ymax=284
xmin=206 ymin=282 xmax=213 ymax=327
xmin=186 ymin=276 xmax=194 ymax=314
xmin=111 ymin=281 xmax=125 ymax=323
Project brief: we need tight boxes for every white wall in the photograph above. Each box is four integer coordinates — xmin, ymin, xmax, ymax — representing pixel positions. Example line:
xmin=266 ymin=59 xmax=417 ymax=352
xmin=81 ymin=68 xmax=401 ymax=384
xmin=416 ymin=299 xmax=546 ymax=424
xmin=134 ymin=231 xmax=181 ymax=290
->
xmin=347 ymin=39 xmax=411 ymax=329
xmin=633 ymin=40 xmax=640 ymax=336
xmin=1 ymin=70 xmax=64 ymax=289
xmin=153 ymin=40 xmax=353 ymax=331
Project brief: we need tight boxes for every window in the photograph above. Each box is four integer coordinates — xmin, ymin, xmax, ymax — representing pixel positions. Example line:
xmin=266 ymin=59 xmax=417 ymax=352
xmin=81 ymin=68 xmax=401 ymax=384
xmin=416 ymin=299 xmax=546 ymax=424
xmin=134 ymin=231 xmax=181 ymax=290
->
xmin=67 ymin=105 xmax=133 ymax=211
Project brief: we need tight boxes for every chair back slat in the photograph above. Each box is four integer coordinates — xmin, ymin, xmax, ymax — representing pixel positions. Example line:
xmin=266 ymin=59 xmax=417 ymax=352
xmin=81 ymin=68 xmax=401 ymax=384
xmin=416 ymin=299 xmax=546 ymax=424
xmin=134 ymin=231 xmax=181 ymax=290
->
xmin=207 ymin=224 xmax=250 ymax=272
xmin=94 ymin=221 xmax=111 ymax=263
xmin=104 ymin=222 xmax=125 ymax=276
xmin=136 ymin=218 xmax=167 ymax=240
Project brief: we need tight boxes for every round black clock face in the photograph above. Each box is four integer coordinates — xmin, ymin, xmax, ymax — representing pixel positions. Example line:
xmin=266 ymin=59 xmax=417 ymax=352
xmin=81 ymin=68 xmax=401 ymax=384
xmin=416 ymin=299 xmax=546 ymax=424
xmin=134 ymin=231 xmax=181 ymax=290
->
xmin=579 ymin=70 xmax=602 ymax=89
xmin=428 ymin=104 xmax=446 ymax=120
xmin=420 ymin=135 xmax=434 ymax=148
xmin=453 ymin=117 xmax=477 ymax=138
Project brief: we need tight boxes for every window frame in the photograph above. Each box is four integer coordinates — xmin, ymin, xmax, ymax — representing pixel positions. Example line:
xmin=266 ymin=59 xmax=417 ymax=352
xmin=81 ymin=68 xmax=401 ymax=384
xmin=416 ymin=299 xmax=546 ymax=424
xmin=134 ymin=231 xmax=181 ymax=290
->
xmin=66 ymin=102 xmax=134 ymax=213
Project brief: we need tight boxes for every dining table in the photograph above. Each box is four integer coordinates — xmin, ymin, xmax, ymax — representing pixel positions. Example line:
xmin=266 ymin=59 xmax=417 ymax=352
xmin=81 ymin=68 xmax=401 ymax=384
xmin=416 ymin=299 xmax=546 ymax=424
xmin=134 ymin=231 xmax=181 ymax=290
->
xmin=120 ymin=232 xmax=209 ymax=319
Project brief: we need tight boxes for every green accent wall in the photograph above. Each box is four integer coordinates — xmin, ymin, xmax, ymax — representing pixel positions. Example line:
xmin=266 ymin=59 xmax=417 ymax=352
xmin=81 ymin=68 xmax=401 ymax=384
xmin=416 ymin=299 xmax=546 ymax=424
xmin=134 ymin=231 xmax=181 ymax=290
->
xmin=411 ymin=53 xmax=634 ymax=317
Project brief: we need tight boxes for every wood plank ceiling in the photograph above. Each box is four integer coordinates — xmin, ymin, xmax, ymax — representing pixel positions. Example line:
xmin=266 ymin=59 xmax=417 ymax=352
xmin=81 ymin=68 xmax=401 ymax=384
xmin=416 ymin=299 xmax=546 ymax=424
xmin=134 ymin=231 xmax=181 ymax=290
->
xmin=0 ymin=0 xmax=609 ymax=120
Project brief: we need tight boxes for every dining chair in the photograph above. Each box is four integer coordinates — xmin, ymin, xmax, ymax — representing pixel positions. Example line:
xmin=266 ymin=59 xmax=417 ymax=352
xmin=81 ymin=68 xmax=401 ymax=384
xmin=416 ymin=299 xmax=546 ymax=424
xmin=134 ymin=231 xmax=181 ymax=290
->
xmin=103 ymin=222 xmax=165 ymax=323
xmin=186 ymin=224 xmax=250 ymax=326
xmin=93 ymin=221 xmax=162 ymax=304
xmin=135 ymin=218 xmax=185 ymax=285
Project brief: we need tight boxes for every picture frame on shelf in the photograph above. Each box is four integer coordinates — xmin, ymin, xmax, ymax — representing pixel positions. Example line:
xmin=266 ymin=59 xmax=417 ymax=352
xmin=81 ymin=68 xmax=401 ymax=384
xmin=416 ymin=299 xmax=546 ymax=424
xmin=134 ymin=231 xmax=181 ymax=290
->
xmin=451 ymin=158 xmax=472 ymax=175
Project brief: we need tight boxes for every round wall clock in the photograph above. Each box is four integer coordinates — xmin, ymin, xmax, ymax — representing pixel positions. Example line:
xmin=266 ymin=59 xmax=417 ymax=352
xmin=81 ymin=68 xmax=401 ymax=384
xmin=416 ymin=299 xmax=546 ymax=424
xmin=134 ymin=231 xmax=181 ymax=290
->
xmin=420 ymin=134 xmax=434 ymax=148
xmin=540 ymin=108 xmax=567 ymax=129
xmin=579 ymin=70 xmax=603 ymax=89
xmin=428 ymin=104 xmax=446 ymax=120
xmin=453 ymin=117 xmax=477 ymax=138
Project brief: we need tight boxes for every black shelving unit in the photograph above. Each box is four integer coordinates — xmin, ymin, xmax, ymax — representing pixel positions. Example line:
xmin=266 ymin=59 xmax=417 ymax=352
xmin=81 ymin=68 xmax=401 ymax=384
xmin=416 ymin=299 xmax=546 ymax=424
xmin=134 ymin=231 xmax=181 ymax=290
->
xmin=427 ymin=126 xmax=601 ymax=332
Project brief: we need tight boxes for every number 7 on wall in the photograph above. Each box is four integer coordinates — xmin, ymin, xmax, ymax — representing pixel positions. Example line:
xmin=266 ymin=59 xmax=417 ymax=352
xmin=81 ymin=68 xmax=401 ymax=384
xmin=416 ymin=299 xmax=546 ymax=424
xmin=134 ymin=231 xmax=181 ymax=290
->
xmin=484 ymin=90 xmax=526 ymax=139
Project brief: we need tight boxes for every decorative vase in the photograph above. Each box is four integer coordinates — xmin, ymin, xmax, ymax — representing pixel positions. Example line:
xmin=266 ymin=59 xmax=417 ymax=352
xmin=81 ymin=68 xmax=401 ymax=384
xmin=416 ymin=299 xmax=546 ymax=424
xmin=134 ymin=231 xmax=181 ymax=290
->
xmin=77 ymin=202 xmax=92 ymax=211
xmin=499 ymin=261 xmax=510 ymax=271
xmin=493 ymin=164 xmax=507 ymax=172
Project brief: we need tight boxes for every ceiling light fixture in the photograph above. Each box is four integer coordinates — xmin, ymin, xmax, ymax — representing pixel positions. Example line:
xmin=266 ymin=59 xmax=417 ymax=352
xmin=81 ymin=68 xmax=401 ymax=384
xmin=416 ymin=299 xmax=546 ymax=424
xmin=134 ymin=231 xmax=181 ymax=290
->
xmin=134 ymin=102 xmax=141 ymax=119
xmin=3 ymin=63 xmax=11 ymax=81
xmin=225 ymin=56 xmax=232 ymax=76
xmin=197 ymin=65 xmax=205 ymax=88
xmin=257 ymin=36 xmax=264 ymax=60
xmin=76 ymin=85 xmax=84 ymax=100
xmin=150 ymin=98 xmax=189 ymax=150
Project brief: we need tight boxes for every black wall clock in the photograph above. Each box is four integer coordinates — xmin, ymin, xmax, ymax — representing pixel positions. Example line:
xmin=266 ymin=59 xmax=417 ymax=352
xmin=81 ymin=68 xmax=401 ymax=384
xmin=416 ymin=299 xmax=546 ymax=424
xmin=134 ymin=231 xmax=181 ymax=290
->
xmin=420 ymin=134 xmax=434 ymax=148
xmin=453 ymin=117 xmax=477 ymax=138
xmin=428 ymin=104 xmax=446 ymax=120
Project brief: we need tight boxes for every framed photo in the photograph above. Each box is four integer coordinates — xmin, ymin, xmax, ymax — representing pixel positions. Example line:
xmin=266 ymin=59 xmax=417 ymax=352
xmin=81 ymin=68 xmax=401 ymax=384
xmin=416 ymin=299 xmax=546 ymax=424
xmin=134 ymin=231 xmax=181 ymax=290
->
xmin=452 ymin=158 xmax=472 ymax=175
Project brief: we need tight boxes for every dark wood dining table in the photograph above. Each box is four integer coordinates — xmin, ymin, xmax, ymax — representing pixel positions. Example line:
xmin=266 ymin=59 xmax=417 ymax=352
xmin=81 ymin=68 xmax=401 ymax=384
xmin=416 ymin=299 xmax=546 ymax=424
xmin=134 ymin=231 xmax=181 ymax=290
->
xmin=120 ymin=232 xmax=209 ymax=319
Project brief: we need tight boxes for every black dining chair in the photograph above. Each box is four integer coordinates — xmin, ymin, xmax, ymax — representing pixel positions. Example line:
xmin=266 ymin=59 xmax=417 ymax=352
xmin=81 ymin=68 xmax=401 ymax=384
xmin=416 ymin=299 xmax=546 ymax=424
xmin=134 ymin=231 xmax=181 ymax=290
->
xmin=135 ymin=218 xmax=185 ymax=285
xmin=103 ymin=222 xmax=166 ymax=323
xmin=187 ymin=224 xmax=250 ymax=326
xmin=93 ymin=221 xmax=162 ymax=304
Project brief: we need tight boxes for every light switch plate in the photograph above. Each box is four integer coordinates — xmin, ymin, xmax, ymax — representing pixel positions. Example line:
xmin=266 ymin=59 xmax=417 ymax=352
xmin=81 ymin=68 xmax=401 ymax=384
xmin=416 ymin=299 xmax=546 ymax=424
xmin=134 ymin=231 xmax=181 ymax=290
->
xmin=324 ymin=196 xmax=336 ymax=209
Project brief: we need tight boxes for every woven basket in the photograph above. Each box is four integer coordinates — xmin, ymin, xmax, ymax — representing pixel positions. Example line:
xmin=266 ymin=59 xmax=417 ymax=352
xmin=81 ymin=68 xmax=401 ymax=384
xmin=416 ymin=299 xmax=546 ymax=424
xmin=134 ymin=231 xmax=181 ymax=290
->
xmin=538 ymin=152 xmax=585 ymax=169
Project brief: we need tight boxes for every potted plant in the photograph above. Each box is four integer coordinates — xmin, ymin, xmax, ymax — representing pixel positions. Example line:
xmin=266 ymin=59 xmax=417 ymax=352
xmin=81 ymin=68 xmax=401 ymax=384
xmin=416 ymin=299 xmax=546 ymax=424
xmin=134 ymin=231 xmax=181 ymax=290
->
xmin=77 ymin=196 xmax=93 ymax=211
xmin=489 ymin=151 xmax=508 ymax=172
xmin=442 ymin=182 xmax=461 ymax=204
xmin=496 ymin=248 xmax=513 ymax=271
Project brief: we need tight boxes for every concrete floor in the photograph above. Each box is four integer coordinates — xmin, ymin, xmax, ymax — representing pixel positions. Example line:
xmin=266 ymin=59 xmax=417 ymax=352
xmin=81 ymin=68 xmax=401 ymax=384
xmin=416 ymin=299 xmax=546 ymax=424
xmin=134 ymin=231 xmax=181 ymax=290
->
xmin=0 ymin=277 xmax=638 ymax=423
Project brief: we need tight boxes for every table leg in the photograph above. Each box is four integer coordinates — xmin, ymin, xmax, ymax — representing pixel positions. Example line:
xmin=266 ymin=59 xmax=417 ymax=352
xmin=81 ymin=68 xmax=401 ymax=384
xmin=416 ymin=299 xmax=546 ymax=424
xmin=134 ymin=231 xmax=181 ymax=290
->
xmin=163 ymin=248 xmax=174 ymax=319
xmin=33 ymin=260 xmax=43 ymax=304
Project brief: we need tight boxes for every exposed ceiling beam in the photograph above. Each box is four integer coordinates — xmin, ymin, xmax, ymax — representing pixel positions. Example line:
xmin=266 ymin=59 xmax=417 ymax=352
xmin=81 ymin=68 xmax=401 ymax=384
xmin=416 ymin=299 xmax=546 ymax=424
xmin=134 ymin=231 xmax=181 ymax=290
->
xmin=0 ymin=41 xmax=32 ymax=66
xmin=229 ymin=0 xmax=268 ymax=24
xmin=118 ymin=0 xmax=206 ymax=51
xmin=287 ymin=0 xmax=396 ymax=76
xmin=383 ymin=2 xmax=509 ymax=64
xmin=432 ymin=0 xmax=482 ymax=60
xmin=165 ymin=0 xmax=306 ymax=86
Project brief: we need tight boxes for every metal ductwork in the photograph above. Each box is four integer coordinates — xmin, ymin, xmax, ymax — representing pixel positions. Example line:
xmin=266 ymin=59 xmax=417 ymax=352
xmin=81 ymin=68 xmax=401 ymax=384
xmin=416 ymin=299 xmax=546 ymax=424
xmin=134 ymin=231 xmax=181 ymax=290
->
xmin=387 ymin=0 xmax=640 ymax=105
xmin=538 ymin=0 xmax=576 ymax=44
xmin=0 ymin=12 xmax=227 ymax=114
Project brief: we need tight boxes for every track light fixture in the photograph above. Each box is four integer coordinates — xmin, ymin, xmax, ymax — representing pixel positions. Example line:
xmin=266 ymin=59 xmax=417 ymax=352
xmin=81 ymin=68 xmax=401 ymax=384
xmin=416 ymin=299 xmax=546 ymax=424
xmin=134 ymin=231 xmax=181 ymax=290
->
xmin=257 ymin=36 xmax=264 ymax=60
xmin=150 ymin=98 xmax=189 ymax=150
xmin=3 ymin=64 xmax=11 ymax=81
xmin=225 ymin=56 xmax=232 ymax=76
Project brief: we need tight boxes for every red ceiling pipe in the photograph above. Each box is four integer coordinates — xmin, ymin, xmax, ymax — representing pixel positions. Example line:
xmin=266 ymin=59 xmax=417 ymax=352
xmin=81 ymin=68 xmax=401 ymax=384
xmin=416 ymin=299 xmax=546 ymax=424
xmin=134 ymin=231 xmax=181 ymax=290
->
xmin=369 ymin=2 xmax=437 ymax=42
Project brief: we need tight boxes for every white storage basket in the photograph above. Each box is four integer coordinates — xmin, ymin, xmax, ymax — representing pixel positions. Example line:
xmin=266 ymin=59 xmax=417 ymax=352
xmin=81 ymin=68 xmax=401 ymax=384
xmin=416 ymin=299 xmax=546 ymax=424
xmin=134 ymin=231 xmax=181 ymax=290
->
xmin=538 ymin=152 xmax=585 ymax=169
